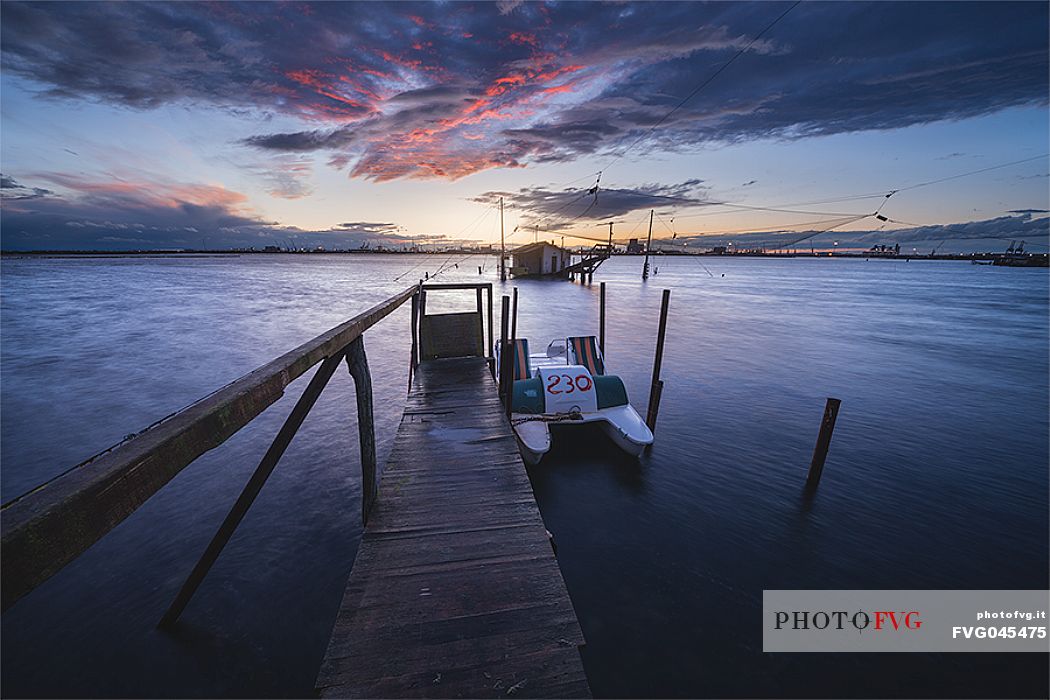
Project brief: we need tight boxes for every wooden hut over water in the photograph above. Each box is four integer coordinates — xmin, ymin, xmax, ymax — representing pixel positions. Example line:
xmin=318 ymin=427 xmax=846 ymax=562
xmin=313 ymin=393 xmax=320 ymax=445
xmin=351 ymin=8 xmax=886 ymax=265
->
xmin=510 ymin=241 xmax=573 ymax=278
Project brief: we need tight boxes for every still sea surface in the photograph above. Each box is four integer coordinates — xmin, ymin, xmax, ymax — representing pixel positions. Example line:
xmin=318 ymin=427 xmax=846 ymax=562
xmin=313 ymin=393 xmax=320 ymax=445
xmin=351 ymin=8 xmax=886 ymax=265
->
xmin=1 ymin=254 xmax=1047 ymax=698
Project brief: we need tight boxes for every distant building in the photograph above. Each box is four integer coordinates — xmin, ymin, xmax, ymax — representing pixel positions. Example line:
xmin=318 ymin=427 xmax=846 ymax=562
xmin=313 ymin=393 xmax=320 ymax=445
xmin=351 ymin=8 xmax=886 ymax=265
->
xmin=510 ymin=242 xmax=573 ymax=277
xmin=712 ymin=246 xmax=728 ymax=255
xmin=626 ymin=238 xmax=644 ymax=254
xmin=263 ymin=245 xmax=281 ymax=253
xmin=868 ymin=243 xmax=900 ymax=257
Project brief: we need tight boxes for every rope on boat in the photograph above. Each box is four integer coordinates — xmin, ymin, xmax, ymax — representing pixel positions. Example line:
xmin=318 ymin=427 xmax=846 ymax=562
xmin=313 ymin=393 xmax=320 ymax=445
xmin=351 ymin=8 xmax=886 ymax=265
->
xmin=511 ymin=410 xmax=584 ymax=426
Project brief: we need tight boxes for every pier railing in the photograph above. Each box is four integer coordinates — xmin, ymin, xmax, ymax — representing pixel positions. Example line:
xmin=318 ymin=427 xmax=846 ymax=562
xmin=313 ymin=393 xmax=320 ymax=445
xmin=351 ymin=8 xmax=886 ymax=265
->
xmin=1 ymin=284 xmax=426 ymax=615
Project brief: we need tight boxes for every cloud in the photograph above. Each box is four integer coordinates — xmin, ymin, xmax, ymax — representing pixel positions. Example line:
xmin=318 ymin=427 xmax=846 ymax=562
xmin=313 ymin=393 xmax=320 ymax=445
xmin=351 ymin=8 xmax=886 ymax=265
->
xmin=0 ymin=173 xmax=55 ymax=200
xmin=2 ymin=2 xmax=1046 ymax=182
xmin=474 ymin=179 xmax=709 ymax=226
xmin=0 ymin=172 xmax=418 ymax=250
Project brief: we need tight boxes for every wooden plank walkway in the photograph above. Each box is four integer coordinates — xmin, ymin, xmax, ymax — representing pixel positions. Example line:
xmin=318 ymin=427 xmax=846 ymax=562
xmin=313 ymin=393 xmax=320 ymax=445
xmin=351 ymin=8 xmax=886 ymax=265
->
xmin=315 ymin=357 xmax=590 ymax=699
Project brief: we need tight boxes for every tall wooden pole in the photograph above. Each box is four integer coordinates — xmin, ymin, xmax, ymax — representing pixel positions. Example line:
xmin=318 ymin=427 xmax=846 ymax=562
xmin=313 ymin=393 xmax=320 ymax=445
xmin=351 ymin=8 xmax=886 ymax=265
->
xmin=643 ymin=209 xmax=653 ymax=280
xmin=608 ymin=221 xmax=613 ymax=250
xmin=498 ymin=295 xmax=512 ymax=415
xmin=499 ymin=197 xmax=506 ymax=282
xmin=511 ymin=287 xmax=518 ymax=341
xmin=599 ymin=282 xmax=606 ymax=356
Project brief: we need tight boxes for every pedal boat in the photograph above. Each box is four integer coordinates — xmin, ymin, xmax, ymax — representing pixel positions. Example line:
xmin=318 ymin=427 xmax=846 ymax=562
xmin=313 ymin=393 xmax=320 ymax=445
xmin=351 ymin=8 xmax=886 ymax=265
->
xmin=497 ymin=336 xmax=654 ymax=465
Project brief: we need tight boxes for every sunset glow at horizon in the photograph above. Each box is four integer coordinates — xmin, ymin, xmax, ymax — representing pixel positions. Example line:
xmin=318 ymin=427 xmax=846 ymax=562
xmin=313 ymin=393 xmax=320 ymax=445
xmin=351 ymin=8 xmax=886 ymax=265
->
xmin=1 ymin=1 xmax=1047 ymax=252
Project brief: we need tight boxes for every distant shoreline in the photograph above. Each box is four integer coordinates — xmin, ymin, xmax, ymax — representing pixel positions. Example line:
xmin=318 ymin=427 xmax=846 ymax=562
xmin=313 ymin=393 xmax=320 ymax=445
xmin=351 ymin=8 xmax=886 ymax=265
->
xmin=1 ymin=249 xmax=1046 ymax=264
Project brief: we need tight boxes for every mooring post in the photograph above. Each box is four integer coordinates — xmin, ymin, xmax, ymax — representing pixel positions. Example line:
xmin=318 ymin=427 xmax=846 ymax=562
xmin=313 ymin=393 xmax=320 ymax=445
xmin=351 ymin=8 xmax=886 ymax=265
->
xmin=345 ymin=337 xmax=377 ymax=524
xmin=487 ymin=285 xmax=495 ymax=374
xmin=805 ymin=398 xmax=841 ymax=488
xmin=410 ymin=289 xmax=419 ymax=379
xmin=511 ymin=287 xmax=518 ymax=341
xmin=646 ymin=289 xmax=671 ymax=432
xmin=599 ymin=282 xmax=606 ymax=356
xmin=159 ymin=351 xmax=345 ymax=628
xmin=498 ymin=295 xmax=512 ymax=414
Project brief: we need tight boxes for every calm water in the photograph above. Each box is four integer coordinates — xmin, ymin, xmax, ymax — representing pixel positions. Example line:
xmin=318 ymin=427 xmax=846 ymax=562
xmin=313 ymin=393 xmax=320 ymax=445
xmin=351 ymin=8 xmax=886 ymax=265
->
xmin=2 ymin=254 xmax=1047 ymax=698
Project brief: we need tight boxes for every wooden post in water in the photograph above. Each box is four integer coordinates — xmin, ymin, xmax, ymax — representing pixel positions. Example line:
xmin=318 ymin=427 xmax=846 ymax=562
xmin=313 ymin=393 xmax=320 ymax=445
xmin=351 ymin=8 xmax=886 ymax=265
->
xmin=599 ymin=282 xmax=606 ymax=356
xmin=511 ymin=287 xmax=518 ymax=341
xmin=805 ymin=398 xmax=841 ymax=488
xmin=498 ymin=295 xmax=511 ymax=414
xmin=159 ymin=350 xmax=346 ymax=628
xmin=499 ymin=197 xmax=507 ymax=282
xmin=345 ymin=337 xmax=377 ymax=524
xmin=646 ymin=289 xmax=671 ymax=432
xmin=643 ymin=209 xmax=653 ymax=280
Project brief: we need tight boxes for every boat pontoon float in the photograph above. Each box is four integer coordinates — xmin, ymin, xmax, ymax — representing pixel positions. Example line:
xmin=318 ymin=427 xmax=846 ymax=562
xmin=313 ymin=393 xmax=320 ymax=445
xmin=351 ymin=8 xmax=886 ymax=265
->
xmin=497 ymin=335 xmax=654 ymax=465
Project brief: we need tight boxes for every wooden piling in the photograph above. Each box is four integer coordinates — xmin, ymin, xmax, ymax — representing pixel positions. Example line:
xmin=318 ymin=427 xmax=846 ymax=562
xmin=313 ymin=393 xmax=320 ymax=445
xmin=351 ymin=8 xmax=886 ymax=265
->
xmin=806 ymin=398 xmax=841 ymax=488
xmin=646 ymin=289 xmax=671 ymax=432
xmin=599 ymin=282 xmax=606 ymax=355
xmin=345 ymin=337 xmax=377 ymax=524
xmin=498 ymin=295 xmax=512 ymax=414
xmin=511 ymin=287 xmax=518 ymax=341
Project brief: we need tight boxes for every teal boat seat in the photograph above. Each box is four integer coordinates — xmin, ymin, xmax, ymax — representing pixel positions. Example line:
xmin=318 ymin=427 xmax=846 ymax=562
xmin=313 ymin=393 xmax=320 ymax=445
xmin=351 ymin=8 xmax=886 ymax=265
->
xmin=594 ymin=374 xmax=629 ymax=409
xmin=511 ymin=377 xmax=544 ymax=414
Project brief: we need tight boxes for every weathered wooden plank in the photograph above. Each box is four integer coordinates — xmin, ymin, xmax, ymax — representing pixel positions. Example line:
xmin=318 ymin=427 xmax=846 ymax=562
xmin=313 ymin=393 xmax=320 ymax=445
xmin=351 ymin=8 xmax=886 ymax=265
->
xmin=316 ymin=357 xmax=589 ymax=698
xmin=1 ymin=286 xmax=416 ymax=612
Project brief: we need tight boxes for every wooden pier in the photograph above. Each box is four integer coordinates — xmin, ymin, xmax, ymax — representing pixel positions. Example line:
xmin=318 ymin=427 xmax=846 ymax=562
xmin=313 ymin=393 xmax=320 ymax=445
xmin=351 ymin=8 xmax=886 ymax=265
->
xmin=2 ymin=281 xmax=589 ymax=698
xmin=316 ymin=356 xmax=588 ymax=697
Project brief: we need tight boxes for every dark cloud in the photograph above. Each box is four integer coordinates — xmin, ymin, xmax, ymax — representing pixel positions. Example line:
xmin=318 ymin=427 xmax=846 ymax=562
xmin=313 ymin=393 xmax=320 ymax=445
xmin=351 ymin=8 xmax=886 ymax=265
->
xmin=0 ymin=173 xmax=54 ymax=200
xmin=336 ymin=221 xmax=402 ymax=235
xmin=2 ymin=2 xmax=1046 ymax=181
xmin=0 ymin=173 xmax=418 ymax=250
xmin=1007 ymin=209 xmax=1049 ymax=215
xmin=475 ymin=179 xmax=709 ymax=226
xmin=241 ymin=128 xmax=356 ymax=152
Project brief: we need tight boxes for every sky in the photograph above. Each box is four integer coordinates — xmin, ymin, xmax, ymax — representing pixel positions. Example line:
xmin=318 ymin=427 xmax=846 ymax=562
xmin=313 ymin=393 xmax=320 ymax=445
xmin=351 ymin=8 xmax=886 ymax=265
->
xmin=1 ymin=0 xmax=1048 ymax=252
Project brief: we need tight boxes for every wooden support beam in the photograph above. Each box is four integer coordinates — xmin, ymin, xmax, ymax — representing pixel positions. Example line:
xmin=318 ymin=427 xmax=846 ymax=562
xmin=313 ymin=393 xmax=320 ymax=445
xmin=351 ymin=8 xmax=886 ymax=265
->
xmin=158 ymin=351 xmax=346 ymax=627
xmin=345 ymin=337 xmax=377 ymax=524
xmin=806 ymin=398 xmax=841 ymax=488
xmin=1 ymin=286 xmax=415 ymax=612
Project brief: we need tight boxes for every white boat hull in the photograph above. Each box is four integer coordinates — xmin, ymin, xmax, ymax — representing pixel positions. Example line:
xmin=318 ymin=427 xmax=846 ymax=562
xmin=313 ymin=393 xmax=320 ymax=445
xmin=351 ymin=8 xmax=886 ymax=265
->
xmin=511 ymin=404 xmax=653 ymax=465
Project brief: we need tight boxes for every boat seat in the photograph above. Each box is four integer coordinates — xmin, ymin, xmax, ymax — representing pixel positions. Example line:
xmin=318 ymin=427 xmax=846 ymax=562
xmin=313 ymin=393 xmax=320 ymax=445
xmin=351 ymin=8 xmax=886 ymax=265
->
xmin=512 ymin=338 xmax=531 ymax=380
xmin=567 ymin=336 xmax=605 ymax=376
xmin=594 ymin=375 xmax=629 ymax=409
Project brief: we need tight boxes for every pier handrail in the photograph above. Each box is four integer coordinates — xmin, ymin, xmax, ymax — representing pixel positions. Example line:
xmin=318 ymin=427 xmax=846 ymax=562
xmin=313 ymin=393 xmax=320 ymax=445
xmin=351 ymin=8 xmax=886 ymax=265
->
xmin=1 ymin=285 xmax=417 ymax=613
